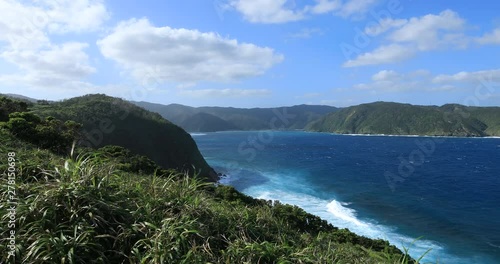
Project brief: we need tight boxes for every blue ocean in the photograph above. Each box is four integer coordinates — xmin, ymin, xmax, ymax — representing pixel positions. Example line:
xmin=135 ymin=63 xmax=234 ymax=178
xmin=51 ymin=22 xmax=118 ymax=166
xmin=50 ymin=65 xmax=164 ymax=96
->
xmin=193 ymin=131 xmax=500 ymax=263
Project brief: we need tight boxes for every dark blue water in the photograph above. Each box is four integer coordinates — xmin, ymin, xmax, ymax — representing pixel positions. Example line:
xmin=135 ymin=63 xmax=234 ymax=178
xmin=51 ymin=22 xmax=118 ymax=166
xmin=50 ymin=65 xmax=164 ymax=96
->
xmin=193 ymin=131 xmax=500 ymax=264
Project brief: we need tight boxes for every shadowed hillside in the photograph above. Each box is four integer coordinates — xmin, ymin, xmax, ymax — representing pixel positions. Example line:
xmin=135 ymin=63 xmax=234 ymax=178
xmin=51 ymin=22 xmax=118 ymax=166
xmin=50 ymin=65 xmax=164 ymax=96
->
xmin=30 ymin=94 xmax=218 ymax=180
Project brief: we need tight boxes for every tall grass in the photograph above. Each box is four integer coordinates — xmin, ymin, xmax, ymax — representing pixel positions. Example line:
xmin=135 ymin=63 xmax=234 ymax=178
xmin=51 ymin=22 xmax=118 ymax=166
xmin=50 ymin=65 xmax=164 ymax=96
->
xmin=1 ymin=151 xmax=423 ymax=263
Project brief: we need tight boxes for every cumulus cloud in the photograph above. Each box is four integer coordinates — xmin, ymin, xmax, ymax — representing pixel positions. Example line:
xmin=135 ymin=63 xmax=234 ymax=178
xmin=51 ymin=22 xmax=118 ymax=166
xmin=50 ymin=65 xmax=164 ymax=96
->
xmin=364 ymin=18 xmax=407 ymax=36
xmin=0 ymin=0 xmax=50 ymax=50
xmin=97 ymin=18 xmax=284 ymax=84
xmin=371 ymin=70 xmax=400 ymax=81
xmin=0 ymin=0 xmax=109 ymax=50
xmin=0 ymin=0 xmax=107 ymax=91
xmin=1 ymin=42 xmax=95 ymax=85
xmin=230 ymin=0 xmax=304 ymax=23
xmin=307 ymin=0 xmax=342 ymax=15
xmin=179 ymin=88 xmax=272 ymax=98
xmin=345 ymin=10 xmax=469 ymax=67
xmin=337 ymin=0 xmax=377 ymax=18
xmin=343 ymin=44 xmax=414 ymax=67
xmin=351 ymin=69 xmax=500 ymax=93
xmin=44 ymin=0 xmax=110 ymax=33
xmin=353 ymin=70 xmax=432 ymax=92
xmin=476 ymin=28 xmax=500 ymax=45
xmin=229 ymin=0 xmax=379 ymax=24
xmin=433 ymin=69 xmax=500 ymax=84
xmin=388 ymin=10 xmax=466 ymax=50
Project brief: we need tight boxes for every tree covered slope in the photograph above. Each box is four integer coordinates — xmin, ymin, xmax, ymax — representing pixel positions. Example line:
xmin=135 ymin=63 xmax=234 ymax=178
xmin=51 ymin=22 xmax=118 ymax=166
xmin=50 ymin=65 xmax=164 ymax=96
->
xmin=30 ymin=94 xmax=218 ymax=180
xmin=307 ymin=102 xmax=500 ymax=137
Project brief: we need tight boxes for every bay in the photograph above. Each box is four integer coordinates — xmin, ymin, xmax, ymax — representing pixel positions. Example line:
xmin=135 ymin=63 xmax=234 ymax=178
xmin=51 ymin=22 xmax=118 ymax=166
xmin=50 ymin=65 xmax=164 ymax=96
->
xmin=193 ymin=131 xmax=500 ymax=264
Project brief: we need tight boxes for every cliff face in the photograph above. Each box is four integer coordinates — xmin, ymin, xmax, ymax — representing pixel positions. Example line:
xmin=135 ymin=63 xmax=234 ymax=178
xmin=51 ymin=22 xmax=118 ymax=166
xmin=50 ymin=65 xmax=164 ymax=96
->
xmin=32 ymin=94 xmax=218 ymax=181
xmin=307 ymin=102 xmax=500 ymax=137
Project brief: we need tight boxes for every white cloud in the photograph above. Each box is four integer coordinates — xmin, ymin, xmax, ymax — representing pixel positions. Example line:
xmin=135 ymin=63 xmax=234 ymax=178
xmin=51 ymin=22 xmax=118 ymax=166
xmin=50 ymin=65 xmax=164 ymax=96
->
xmin=230 ymin=0 xmax=304 ymax=23
xmin=0 ymin=0 xmax=50 ymax=50
xmin=433 ymin=69 xmax=500 ymax=84
xmin=0 ymin=42 xmax=95 ymax=87
xmin=337 ymin=0 xmax=377 ymax=18
xmin=229 ymin=0 xmax=379 ymax=24
xmin=44 ymin=0 xmax=109 ymax=34
xmin=0 ymin=0 xmax=109 ymax=50
xmin=343 ymin=44 xmax=414 ymax=67
xmin=372 ymin=70 xmax=400 ymax=81
xmin=307 ymin=0 xmax=342 ymax=15
xmin=307 ymin=0 xmax=378 ymax=17
xmin=388 ymin=10 xmax=466 ymax=50
xmin=179 ymin=88 xmax=272 ymax=98
xmin=345 ymin=10 xmax=469 ymax=67
xmin=0 ymin=0 xmax=107 ymax=92
xmin=353 ymin=70 xmax=434 ymax=92
xmin=476 ymin=28 xmax=500 ymax=45
xmin=365 ymin=18 xmax=407 ymax=36
xmin=351 ymin=69 xmax=500 ymax=93
xmin=97 ymin=18 xmax=284 ymax=84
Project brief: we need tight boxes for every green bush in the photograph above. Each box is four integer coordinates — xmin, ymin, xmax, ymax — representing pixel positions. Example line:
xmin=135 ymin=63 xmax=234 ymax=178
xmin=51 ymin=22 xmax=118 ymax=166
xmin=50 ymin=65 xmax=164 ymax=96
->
xmin=4 ymin=111 xmax=81 ymax=154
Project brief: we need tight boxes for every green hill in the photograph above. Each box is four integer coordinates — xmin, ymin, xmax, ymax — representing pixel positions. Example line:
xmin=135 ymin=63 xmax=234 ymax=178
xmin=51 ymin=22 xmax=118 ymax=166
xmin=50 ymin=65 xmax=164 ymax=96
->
xmin=134 ymin=101 xmax=338 ymax=132
xmin=307 ymin=102 xmax=500 ymax=137
xmin=0 ymin=95 xmax=414 ymax=263
xmin=30 ymin=94 xmax=218 ymax=180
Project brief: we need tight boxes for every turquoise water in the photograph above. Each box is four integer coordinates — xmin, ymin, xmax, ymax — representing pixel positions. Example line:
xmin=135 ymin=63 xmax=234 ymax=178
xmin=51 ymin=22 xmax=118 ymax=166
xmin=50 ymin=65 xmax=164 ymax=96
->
xmin=193 ymin=131 xmax=500 ymax=263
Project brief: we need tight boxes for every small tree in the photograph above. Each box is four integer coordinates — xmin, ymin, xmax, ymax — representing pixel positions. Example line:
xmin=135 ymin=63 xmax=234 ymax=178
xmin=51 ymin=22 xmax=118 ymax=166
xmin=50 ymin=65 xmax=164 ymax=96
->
xmin=0 ymin=97 xmax=29 ymax=122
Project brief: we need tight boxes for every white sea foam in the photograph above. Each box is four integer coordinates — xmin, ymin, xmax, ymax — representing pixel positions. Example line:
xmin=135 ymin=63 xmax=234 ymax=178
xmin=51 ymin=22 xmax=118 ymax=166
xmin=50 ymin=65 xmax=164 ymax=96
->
xmin=213 ymin=164 xmax=486 ymax=263
xmin=326 ymin=200 xmax=366 ymax=227
xmin=190 ymin=133 xmax=207 ymax=136
xmin=239 ymin=173 xmax=470 ymax=263
xmin=339 ymin=133 xmax=500 ymax=140
xmin=342 ymin=133 xmax=420 ymax=137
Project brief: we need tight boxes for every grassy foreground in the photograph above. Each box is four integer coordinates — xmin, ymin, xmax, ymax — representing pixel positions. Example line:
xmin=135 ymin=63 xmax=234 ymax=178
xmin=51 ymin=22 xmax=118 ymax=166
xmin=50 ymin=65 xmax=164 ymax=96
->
xmin=0 ymin=137 xmax=414 ymax=263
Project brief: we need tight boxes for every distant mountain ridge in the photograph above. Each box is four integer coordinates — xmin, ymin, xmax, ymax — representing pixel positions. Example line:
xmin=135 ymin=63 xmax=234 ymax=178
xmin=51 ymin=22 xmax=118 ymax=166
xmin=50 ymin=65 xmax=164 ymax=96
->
xmin=133 ymin=101 xmax=339 ymax=132
xmin=307 ymin=102 xmax=500 ymax=137
xmin=5 ymin=93 xmax=498 ymax=137
xmin=0 ymin=93 xmax=39 ymax=103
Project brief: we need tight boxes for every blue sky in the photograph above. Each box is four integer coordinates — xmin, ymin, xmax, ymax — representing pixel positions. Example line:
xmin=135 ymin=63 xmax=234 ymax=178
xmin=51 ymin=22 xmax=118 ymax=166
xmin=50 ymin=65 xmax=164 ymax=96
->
xmin=0 ymin=0 xmax=499 ymax=107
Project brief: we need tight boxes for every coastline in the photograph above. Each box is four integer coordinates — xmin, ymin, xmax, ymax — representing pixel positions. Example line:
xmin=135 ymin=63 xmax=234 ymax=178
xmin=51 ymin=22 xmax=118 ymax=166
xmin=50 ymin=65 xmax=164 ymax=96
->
xmin=331 ymin=132 xmax=500 ymax=139
xmin=191 ymin=130 xmax=500 ymax=139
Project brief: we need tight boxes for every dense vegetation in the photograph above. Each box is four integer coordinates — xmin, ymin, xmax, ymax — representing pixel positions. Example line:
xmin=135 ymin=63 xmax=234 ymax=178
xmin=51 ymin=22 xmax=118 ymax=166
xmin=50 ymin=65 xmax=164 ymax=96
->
xmin=307 ymin=102 xmax=500 ymax=137
xmin=30 ymin=94 xmax=217 ymax=181
xmin=134 ymin=101 xmax=338 ymax=132
xmin=0 ymin=96 xmax=417 ymax=263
